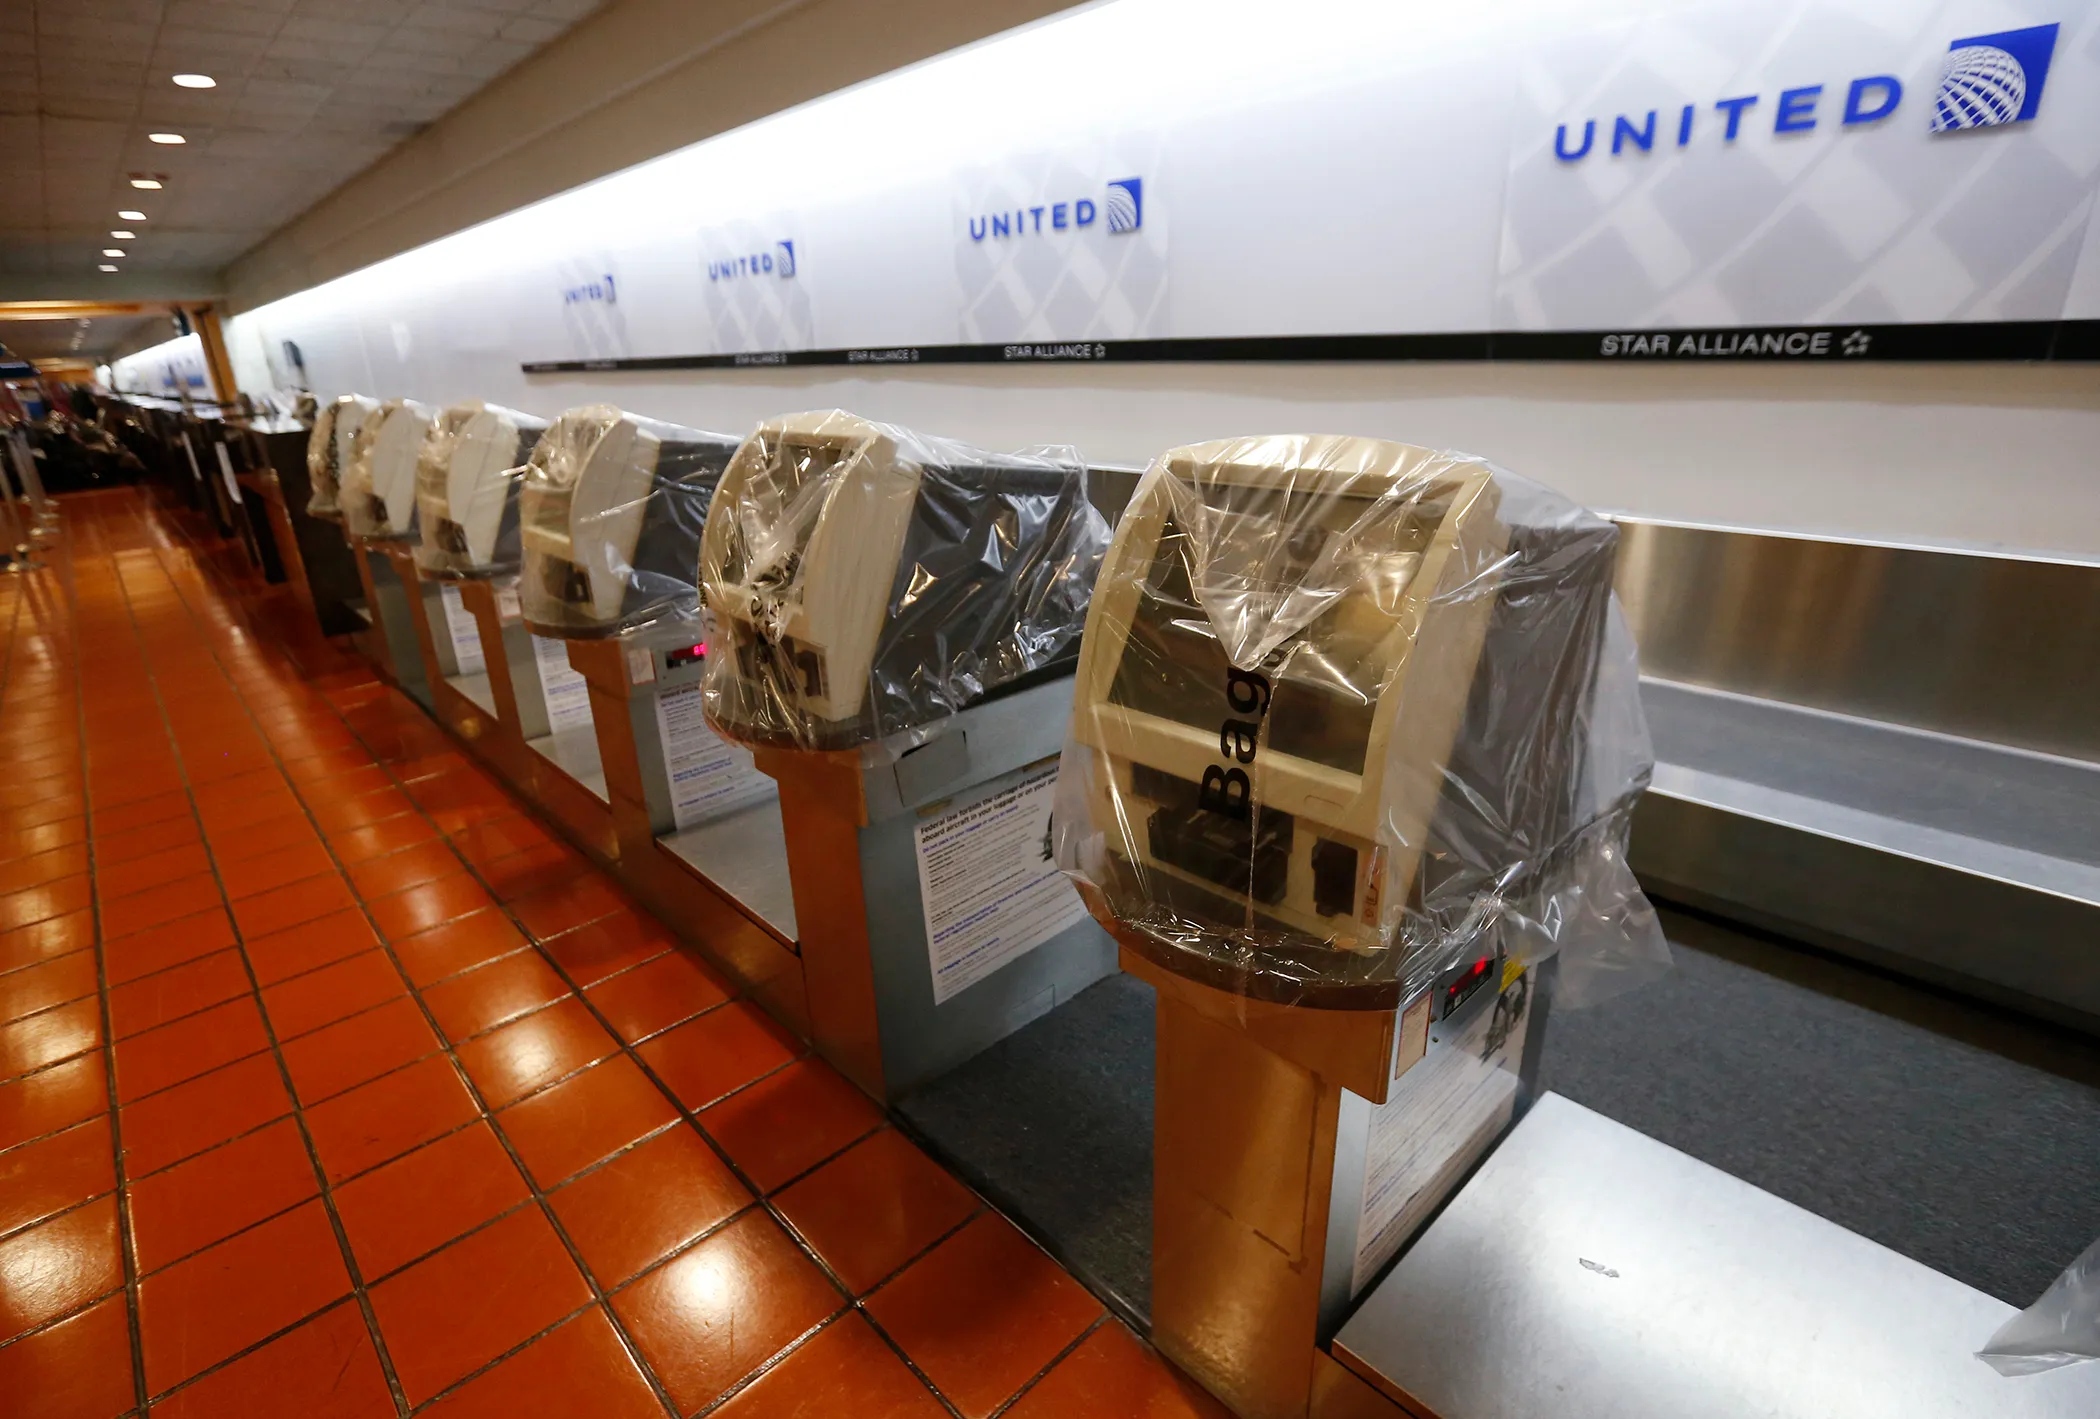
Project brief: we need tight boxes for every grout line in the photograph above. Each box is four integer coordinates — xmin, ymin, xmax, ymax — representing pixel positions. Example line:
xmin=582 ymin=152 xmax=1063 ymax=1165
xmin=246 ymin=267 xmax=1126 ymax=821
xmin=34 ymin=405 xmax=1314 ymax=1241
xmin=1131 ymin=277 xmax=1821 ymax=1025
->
xmin=53 ymin=507 xmax=154 ymax=1416
xmin=138 ymin=495 xmax=1058 ymax=1417
xmin=183 ymin=560 xmax=964 ymax=1416
xmin=388 ymin=1299 xmax=604 ymax=1414
xmin=108 ymin=529 xmax=414 ymax=1417
xmin=140 ymin=539 xmax=684 ymax=1419
xmin=127 ymin=1293 xmax=372 ymax=1410
xmin=986 ymin=1313 xmax=1111 ymax=1419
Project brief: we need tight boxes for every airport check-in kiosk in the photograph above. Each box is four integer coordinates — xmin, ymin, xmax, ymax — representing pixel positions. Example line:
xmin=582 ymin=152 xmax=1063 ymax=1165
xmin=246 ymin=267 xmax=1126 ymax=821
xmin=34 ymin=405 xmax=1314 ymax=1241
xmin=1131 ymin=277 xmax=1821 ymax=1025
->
xmin=1054 ymin=436 xmax=1652 ymax=1419
xmin=256 ymin=414 xmax=369 ymax=639
xmin=382 ymin=404 xmax=551 ymax=787
xmin=513 ymin=407 xmax=753 ymax=878
xmin=338 ymin=399 xmax=437 ymax=705
xmin=697 ymin=410 xmax=1119 ymax=1099
xmin=306 ymin=394 xmax=375 ymax=524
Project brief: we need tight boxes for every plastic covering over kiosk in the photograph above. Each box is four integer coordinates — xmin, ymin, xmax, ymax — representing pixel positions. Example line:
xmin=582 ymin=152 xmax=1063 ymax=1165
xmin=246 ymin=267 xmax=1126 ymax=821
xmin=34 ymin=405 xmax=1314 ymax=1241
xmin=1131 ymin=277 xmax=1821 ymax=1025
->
xmin=336 ymin=399 xmax=439 ymax=706
xmin=498 ymin=407 xmax=800 ymax=997
xmin=1050 ymin=435 xmax=1664 ymax=1419
xmin=698 ymin=410 xmax=1121 ymax=1098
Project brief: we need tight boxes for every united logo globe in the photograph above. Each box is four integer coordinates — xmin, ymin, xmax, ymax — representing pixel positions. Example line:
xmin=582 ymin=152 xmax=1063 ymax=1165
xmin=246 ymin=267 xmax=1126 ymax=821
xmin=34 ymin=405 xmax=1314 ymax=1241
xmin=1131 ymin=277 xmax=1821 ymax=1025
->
xmin=1931 ymin=45 xmax=2027 ymax=131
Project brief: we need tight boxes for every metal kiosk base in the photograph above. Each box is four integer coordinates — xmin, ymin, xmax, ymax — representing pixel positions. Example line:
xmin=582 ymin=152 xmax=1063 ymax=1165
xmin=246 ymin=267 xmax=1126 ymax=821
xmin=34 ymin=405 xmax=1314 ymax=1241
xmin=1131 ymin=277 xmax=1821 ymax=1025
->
xmin=562 ymin=626 xmax=806 ymax=1030
xmin=749 ymin=676 xmax=1118 ymax=1104
xmin=450 ymin=580 xmax=620 ymax=864
xmin=347 ymin=539 xmax=431 ymax=708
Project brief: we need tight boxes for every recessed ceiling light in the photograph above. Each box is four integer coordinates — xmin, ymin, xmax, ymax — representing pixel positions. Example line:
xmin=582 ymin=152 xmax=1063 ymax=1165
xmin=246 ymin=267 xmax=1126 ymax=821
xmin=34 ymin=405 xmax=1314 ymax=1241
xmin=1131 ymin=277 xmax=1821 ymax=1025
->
xmin=111 ymin=230 xmax=136 ymax=239
xmin=99 ymin=264 xmax=118 ymax=272
xmin=103 ymin=248 xmax=125 ymax=257
xmin=118 ymin=210 xmax=147 ymax=221
xmin=171 ymin=73 xmax=215 ymax=89
xmin=148 ymin=133 xmax=185 ymax=145
xmin=128 ymin=175 xmax=164 ymax=189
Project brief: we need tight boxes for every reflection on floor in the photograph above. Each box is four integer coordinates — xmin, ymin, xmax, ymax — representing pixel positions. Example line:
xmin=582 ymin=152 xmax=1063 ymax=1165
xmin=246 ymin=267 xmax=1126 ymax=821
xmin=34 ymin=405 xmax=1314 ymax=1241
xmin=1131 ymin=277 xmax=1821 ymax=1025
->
xmin=0 ymin=489 xmax=1226 ymax=1418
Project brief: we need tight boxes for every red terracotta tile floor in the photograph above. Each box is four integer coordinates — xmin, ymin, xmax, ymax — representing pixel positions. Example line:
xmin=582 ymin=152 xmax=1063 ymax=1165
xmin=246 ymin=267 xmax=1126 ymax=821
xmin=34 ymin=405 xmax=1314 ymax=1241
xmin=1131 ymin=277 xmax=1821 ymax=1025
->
xmin=0 ymin=490 xmax=1227 ymax=1415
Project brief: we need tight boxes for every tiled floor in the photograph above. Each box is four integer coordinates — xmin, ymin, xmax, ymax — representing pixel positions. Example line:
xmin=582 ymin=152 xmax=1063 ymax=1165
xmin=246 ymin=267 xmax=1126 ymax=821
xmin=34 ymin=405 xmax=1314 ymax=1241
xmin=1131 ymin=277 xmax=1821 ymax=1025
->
xmin=0 ymin=490 xmax=1226 ymax=1418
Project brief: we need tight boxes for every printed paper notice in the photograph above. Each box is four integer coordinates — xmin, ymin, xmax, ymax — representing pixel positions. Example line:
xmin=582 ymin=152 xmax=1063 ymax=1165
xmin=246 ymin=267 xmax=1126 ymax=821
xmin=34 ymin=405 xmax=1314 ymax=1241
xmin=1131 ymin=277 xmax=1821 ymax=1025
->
xmin=651 ymin=682 xmax=774 ymax=830
xmin=531 ymin=634 xmax=594 ymax=735
xmin=437 ymin=584 xmax=486 ymax=675
xmin=915 ymin=766 xmax=1087 ymax=1005
xmin=1352 ymin=974 xmax=1532 ymax=1295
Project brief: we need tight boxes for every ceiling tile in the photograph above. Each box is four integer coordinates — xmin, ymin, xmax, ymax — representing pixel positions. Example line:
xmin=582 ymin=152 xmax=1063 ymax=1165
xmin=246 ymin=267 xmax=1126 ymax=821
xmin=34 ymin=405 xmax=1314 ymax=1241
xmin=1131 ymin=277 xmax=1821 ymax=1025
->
xmin=6 ymin=0 xmax=612 ymax=291
xmin=162 ymin=1 xmax=288 ymax=38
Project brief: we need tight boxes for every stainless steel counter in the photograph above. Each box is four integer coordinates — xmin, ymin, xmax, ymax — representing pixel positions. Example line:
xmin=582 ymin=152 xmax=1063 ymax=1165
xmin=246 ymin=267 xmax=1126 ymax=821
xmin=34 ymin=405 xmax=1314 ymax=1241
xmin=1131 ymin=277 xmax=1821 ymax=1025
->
xmin=1335 ymin=1094 xmax=2100 ymax=1419
xmin=527 ymin=725 xmax=609 ymax=804
xmin=446 ymin=671 xmax=496 ymax=718
xmin=658 ymin=798 xmax=799 ymax=941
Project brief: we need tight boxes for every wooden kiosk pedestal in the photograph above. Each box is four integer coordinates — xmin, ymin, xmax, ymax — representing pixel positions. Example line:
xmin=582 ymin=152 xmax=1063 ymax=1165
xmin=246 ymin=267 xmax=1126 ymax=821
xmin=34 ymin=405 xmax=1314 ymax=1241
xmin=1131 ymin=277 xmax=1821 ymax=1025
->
xmin=449 ymin=578 xmax=620 ymax=865
xmin=346 ymin=539 xmax=430 ymax=706
xmin=1115 ymin=920 xmax=1544 ymax=1419
xmin=562 ymin=634 xmax=808 ymax=1036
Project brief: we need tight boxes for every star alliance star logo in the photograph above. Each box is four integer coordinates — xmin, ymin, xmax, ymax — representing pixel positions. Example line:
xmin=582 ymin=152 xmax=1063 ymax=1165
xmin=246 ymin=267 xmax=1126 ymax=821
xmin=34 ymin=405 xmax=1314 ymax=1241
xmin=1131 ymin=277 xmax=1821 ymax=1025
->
xmin=1842 ymin=330 xmax=1872 ymax=356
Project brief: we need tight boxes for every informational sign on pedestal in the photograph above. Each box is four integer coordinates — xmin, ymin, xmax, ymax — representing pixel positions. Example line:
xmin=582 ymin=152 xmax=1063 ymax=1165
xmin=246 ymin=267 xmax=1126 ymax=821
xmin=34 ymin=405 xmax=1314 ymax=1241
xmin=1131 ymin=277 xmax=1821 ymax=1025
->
xmin=434 ymin=584 xmax=484 ymax=675
xmin=914 ymin=765 xmax=1087 ymax=1005
xmin=531 ymin=634 xmax=594 ymax=735
xmin=650 ymin=681 xmax=774 ymax=830
xmin=1352 ymin=967 xmax=1534 ymax=1294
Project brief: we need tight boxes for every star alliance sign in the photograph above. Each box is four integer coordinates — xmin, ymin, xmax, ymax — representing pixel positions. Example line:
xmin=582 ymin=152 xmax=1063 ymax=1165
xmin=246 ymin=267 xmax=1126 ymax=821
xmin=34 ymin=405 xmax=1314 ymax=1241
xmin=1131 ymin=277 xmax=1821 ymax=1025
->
xmin=1554 ymin=22 xmax=2058 ymax=161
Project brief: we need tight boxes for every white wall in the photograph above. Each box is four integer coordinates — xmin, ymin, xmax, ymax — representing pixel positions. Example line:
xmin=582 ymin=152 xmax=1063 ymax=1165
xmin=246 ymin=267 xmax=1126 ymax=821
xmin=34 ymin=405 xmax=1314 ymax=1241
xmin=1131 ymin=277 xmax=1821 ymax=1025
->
xmin=223 ymin=0 xmax=1087 ymax=312
xmin=109 ymin=334 xmax=208 ymax=400
xmin=218 ymin=0 xmax=2100 ymax=561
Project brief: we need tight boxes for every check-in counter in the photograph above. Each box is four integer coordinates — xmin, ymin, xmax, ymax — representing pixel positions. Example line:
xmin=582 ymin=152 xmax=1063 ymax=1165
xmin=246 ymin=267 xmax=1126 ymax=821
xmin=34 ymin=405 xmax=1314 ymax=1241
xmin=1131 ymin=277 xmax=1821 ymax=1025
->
xmin=695 ymin=411 xmax=1121 ymax=1099
xmin=1053 ymin=436 xmax=1654 ymax=1419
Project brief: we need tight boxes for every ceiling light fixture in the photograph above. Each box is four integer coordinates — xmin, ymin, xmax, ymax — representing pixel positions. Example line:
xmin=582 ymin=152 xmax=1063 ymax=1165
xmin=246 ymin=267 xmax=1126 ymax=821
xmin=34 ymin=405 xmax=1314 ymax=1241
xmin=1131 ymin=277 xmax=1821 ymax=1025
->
xmin=99 ymin=264 xmax=118 ymax=272
xmin=103 ymin=248 xmax=125 ymax=257
xmin=128 ymin=175 xmax=164 ymax=189
xmin=148 ymin=133 xmax=185 ymax=145
xmin=111 ymin=230 xmax=136 ymax=239
xmin=171 ymin=73 xmax=215 ymax=89
xmin=118 ymin=209 xmax=147 ymax=221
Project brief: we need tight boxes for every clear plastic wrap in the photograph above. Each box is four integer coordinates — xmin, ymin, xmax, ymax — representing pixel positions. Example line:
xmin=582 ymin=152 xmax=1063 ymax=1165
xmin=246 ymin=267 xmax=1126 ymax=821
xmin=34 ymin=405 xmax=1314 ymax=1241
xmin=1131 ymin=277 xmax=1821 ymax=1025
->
xmin=1980 ymin=1234 xmax=2100 ymax=1376
xmin=517 ymin=405 xmax=739 ymax=639
xmin=412 ymin=401 xmax=549 ymax=578
xmin=698 ymin=410 xmax=1111 ymax=752
xmin=305 ymin=393 xmax=377 ymax=522
xmin=1050 ymin=435 xmax=1667 ymax=1011
xmin=340 ymin=398 xmax=434 ymax=542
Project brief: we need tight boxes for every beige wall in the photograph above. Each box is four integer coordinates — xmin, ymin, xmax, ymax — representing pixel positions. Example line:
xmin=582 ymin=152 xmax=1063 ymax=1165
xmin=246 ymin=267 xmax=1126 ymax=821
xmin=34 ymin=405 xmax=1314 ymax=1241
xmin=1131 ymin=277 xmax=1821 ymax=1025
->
xmin=222 ymin=0 xmax=1084 ymax=315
